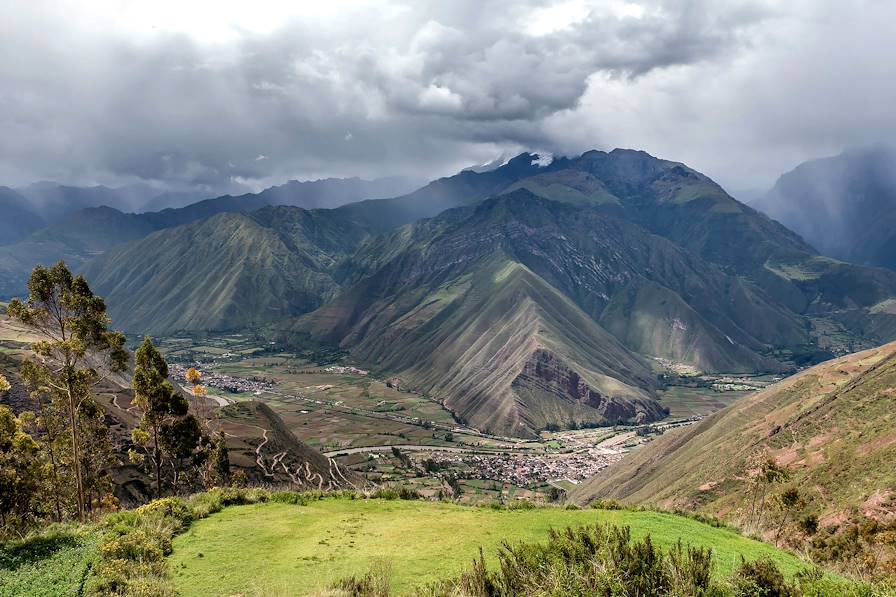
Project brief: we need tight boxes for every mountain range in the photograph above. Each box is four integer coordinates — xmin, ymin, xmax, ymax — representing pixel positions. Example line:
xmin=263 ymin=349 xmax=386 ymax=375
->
xmin=0 ymin=176 xmax=419 ymax=299
xmin=50 ymin=148 xmax=896 ymax=437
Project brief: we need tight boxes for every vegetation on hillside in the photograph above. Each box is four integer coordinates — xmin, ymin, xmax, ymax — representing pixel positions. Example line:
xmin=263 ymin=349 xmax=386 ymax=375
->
xmin=0 ymin=264 xmax=227 ymax=533
xmin=6 ymin=488 xmax=881 ymax=597
xmin=572 ymin=342 xmax=896 ymax=582
xmin=420 ymin=524 xmax=882 ymax=597
xmin=6 ymin=262 xmax=128 ymax=522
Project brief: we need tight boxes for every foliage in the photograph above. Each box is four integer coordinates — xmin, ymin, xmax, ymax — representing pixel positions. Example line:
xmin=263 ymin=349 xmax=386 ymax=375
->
xmin=131 ymin=337 xmax=207 ymax=498
xmin=369 ymin=485 xmax=421 ymax=501
xmin=6 ymin=261 xmax=127 ymax=522
xmin=0 ymin=406 xmax=43 ymax=533
xmin=420 ymin=526 xmax=883 ymax=597
xmin=332 ymin=560 xmax=392 ymax=597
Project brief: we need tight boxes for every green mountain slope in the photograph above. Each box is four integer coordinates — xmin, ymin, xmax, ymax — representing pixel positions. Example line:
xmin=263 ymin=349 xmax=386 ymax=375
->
xmin=0 ymin=177 xmax=405 ymax=299
xmin=83 ymin=206 xmax=368 ymax=334
xmin=571 ymin=341 xmax=896 ymax=531
xmin=289 ymin=192 xmax=811 ymax=435
xmin=333 ymin=148 xmax=896 ymax=347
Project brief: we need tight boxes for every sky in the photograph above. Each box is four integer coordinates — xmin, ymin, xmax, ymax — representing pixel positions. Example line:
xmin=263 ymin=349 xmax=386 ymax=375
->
xmin=1 ymin=0 xmax=894 ymax=196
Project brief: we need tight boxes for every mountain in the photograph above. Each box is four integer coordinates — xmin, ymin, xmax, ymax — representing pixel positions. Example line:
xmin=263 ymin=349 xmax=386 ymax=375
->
xmin=75 ymin=148 xmax=896 ymax=436
xmin=137 ymin=190 xmax=212 ymax=213
xmin=83 ymin=206 xmax=369 ymax=334
xmin=334 ymin=152 xmax=548 ymax=231
xmin=0 ymin=206 xmax=162 ymax=298
xmin=753 ymin=147 xmax=896 ymax=270
xmin=339 ymin=148 xmax=896 ymax=350
xmin=571 ymin=341 xmax=896 ymax=543
xmin=0 ymin=177 xmax=415 ymax=299
xmin=0 ymin=187 xmax=45 ymax=245
xmin=16 ymin=181 xmax=161 ymax=220
xmin=287 ymin=191 xmax=809 ymax=436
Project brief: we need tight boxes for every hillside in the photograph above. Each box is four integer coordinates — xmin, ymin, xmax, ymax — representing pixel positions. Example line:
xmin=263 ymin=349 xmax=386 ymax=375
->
xmin=291 ymin=191 xmax=808 ymax=436
xmin=0 ymin=310 xmax=358 ymax=504
xmin=217 ymin=401 xmax=364 ymax=490
xmin=83 ymin=206 xmax=369 ymax=334
xmin=571 ymin=341 xmax=896 ymax=531
xmin=753 ymin=147 xmax=896 ymax=270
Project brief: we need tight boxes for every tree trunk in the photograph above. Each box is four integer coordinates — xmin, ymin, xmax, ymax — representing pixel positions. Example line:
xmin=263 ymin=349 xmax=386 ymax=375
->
xmin=153 ymin=427 xmax=162 ymax=499
xmin=66 ymin=383 xmax=86 ymax=522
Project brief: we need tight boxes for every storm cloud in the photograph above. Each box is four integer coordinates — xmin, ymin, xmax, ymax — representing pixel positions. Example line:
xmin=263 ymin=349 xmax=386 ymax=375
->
xmin=1 ymin=0 xmax=893 ymax=194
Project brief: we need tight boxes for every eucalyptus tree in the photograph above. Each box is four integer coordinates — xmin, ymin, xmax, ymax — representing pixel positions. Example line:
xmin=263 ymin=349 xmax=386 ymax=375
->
xmin=7 ymin=262 xmax=127 ymax=521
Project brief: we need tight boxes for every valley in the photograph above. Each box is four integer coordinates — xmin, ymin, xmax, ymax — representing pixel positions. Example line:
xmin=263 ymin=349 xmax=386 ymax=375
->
xmin=147 ymin=332 xmax=776 ymax=503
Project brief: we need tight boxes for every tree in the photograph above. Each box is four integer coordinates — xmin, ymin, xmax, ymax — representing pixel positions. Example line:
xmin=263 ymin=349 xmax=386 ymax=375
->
xmin=206 ymin=430 xmax=230 ymax=487
xmin=753 ymin=459 xmax=789 ymax=529
xmin=131 ymin=337 xmax=206 ymax=496
xmin=0 ymin=375 xmax=10 ymax=394
xmin=774 ymin=486 xmax=803 ymax=546
xmin=185 ymin=367 xmax=202 ymax=385
xmin=0 ymin=406 xmax=43 ymax=533
xmin=160 ymin=414 xmax=204 ymax=489
xmin=7 ymin=262 xmax=127 ymax=521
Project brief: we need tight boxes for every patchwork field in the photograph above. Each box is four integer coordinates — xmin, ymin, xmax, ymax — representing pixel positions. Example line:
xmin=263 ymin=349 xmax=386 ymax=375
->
xmin=169 ymin=499 xmax=811 ymax=596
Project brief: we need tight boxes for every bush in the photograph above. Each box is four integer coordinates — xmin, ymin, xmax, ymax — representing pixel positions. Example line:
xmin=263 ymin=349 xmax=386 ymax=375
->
xmin=589 ymin=499 xmax=624 ymax=510
xmin=136 ymin=497 xmax=193 ymax=529
xmin=731 ymin=557 xmax=797 ymax=597
xmin=370 ymin=485 xmax=421 ymax=501
xmin=421 ymin=524 xmax=724 ymax=596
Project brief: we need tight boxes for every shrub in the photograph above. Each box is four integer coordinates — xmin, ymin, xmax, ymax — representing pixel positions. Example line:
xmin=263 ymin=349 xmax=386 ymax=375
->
xmin=370 ymin=485 xmax=421 ymax=501
xmin=136 ymin=498 xmax=193 ymax=529
xmin=270 ymin=491 xmax=312 ymax=506
xmin=589 ymin=499 xmax=624 ymax=510
xmin=731 ymin=557 xmax=797 ymax=597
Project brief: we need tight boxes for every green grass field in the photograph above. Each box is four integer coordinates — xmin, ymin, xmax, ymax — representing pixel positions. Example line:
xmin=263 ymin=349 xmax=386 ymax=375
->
xmin=0 ymin=528 xmax=100 ymax=597
xmin=169 ymin=498 xmax=809 ymax=596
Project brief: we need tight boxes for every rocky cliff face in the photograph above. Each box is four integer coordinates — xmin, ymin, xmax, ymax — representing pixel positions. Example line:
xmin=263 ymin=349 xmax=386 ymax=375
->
xmin=515 ymin=349 xmax=661 ymax=426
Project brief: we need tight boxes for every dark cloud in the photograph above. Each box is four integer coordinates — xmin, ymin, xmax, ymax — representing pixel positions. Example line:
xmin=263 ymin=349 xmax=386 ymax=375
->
xmin=0 ymin=1 xmax=892 ymax=192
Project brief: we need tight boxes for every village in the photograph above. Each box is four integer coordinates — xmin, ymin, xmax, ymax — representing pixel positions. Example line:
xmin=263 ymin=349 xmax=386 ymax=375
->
xmin=168 ymin=363 xmax=275 ymax=395
xmin=423 ymin=444 xmax=629 ymax=486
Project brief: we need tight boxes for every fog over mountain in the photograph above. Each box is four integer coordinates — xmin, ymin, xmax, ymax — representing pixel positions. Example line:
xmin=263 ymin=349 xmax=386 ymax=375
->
xmin=753 ymin=147 xmax=896 ymax=270
xmin=1 ymin=1 xmax=895 ymax=193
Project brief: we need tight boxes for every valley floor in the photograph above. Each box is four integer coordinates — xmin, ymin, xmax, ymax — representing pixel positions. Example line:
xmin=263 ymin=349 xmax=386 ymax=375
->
xmin=151 ymin=333 xmax=772 ymax=502
xmin=169 ymin=498 xmax=809 ymax=596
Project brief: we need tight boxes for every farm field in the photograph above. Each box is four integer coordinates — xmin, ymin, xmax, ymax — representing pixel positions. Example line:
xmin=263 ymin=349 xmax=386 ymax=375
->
xmin=169 ymin=498 xmax=812 ymax=596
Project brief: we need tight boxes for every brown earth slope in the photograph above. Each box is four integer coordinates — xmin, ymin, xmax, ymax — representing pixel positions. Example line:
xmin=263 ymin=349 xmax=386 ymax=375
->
xmin=571 ymin=342 xmax=896 ymax=531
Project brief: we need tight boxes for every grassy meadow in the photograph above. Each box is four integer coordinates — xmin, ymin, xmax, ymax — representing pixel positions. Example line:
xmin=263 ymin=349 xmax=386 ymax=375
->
xmin=169 ymin=498 xmax=810 ymax=596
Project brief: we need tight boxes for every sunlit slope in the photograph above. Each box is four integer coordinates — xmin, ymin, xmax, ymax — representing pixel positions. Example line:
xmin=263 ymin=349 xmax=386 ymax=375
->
xmin=302 ymin=254 xmax=661 ymax=437
xmin=572 ymin=341 xmax=896 ymax=526
xmin=294 ymin=191 xmax=810 ymax=435
xmin=84 ymin=206 xmax=368 ymax=334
